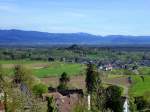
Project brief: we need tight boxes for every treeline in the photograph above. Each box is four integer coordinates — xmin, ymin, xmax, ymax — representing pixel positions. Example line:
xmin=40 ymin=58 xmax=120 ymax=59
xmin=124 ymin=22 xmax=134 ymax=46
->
xmin=1 ymin=45 xmax=150 ymax=62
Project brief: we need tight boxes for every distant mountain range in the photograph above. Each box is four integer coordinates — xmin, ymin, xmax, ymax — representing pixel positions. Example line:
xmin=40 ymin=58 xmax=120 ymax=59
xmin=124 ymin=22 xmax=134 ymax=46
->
xmin=0 ymin=29 xmax=150 ymax=45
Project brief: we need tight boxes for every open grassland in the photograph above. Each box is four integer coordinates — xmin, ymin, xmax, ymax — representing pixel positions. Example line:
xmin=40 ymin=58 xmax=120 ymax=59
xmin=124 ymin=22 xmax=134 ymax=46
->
xmin=0 ymin=60 xmax=85 ymax=77
xmin=130 ymin=75 xmax=150 ymax=96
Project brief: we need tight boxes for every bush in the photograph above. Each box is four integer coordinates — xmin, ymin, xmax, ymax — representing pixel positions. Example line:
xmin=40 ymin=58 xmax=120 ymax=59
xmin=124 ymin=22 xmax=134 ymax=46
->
xmin=105 ymin=85 xmax=123 ymax=112
xmin=135 ymin=97 xmax=146 ymax=111
xmin=33 ymin=83 xmax=48 ymax=97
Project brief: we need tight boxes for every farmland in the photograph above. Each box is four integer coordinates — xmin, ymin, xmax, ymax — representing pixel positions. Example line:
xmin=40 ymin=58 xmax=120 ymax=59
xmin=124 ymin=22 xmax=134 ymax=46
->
xmin=1 ymin=59 xmax=150 ymax=97
xmin=0 ymin=60 xmax=85 ymax=77
xmin=1 ymin=46 xmax=150 ymax=111
xmin=1 ymin=59 xmax=150 ymax=96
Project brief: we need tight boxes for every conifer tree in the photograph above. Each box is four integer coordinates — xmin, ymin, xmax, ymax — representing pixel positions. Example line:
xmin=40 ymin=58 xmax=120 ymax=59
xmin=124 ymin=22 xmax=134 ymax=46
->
xmin=85 ymin=62 xmax=105 ymax=111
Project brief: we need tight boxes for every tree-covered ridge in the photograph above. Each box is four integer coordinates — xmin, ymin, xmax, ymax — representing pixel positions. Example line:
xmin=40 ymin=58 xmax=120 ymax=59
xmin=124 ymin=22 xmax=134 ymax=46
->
xmin=1 ymin=29 xmax=150 ymax=45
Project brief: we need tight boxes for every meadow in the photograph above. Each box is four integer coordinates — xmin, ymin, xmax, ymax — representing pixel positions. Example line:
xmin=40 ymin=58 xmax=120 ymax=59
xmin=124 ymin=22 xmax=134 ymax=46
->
xmin=0 ymin=60 xmax=85 ymax=77
xmin=106 ymin=73 xmax=150 ymax=97
xmin=129 ymin=75 xmax=150 ymax=96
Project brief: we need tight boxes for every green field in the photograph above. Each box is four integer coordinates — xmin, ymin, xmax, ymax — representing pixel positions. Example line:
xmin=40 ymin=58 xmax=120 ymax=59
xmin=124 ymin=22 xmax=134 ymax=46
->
xmin=130 ymin=75 xmax=150 ymax=96
xmin=34 ymin=63 xmax=85 ymax=77
xmin=0 ymin=60 xmax=85 ymax=77
xmin=139 ymin=67 xmax=150 ymax=75
xmin=105 ymin=72 xmax=150 ymax=97
xmin=0 ymin=60 xmax=47 ymax=64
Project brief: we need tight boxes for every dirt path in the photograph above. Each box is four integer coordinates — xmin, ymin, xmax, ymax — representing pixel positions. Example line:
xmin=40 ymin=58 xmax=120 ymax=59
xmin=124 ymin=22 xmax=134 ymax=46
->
xmin=103 ymin=76 xmax=130 ymax=96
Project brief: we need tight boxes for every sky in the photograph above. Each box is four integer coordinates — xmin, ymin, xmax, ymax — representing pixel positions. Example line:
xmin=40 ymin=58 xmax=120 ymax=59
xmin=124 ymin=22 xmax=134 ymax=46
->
xmin=0 ymin=0 xmax=150 ymax=35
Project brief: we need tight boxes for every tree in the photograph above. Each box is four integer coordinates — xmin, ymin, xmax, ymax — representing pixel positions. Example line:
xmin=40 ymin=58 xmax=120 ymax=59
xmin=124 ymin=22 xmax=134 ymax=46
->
xmin=57 ymin=72 xmax=70 ymax=90
xmin=85 ymin=62 xmax=95 ymax=94
xmin=135 ymin=96 xmax=147 ymax=111
xmin=13 ymin=64 xmax=35 ymax=89
xmin=0 ymin=64 xmax=4 ymax=82
xmin=12 ymin=64 xmax=42 ymax=112
xmin=90 ymin=70 xmax=105 ymax=112
xmin=105 ymin=85 xmax=123 ymax=112
xmin=129 ymin=96 xmax=137 ymax=112
xmin=143 ymin=91 xmax=150 ymax=110
xmin=85 ymin=62 xmax=105 ymax=111
xmin=33 ymin=83 xmax=48 ymax=97
xmin=47 ymin=97 xmax=57 ymax=112
xmin=0 ymin=65 xmax=25 ymax=112
xmin=0 ymin=64 xmax=44 ymax=112
xmin=86 ymin=62 xmax=104 ymax=94
xmin=0 ymin=64 xmax=11 ymax=112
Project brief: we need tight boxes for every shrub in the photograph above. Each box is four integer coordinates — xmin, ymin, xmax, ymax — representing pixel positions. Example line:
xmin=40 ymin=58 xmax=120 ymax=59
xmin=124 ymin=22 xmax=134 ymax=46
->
xmin=33 ymin=83 xmax=48 ymax=97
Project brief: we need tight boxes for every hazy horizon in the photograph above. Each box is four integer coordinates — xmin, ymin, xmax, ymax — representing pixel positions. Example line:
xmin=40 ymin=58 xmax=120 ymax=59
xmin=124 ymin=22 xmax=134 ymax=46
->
xmin=1 ymin=28 xmax=150 ymax=37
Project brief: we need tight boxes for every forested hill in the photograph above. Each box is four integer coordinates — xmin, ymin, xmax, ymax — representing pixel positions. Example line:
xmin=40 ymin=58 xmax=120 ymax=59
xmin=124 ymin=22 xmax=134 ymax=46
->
xmin=0 ymin=29 xmax=150 ymax=45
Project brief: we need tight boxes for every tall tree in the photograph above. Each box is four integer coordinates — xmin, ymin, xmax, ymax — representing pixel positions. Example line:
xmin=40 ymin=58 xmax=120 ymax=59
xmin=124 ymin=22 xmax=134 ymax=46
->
xmin=85 ymin=62 xmax=105 ymax=111
xmin=57 ymin=72 xmax=70 ymax=90
xmin=86 ymin=62 xmax=103 ymax=93
xmin=85 ymin=62 xmax=95 ymax=94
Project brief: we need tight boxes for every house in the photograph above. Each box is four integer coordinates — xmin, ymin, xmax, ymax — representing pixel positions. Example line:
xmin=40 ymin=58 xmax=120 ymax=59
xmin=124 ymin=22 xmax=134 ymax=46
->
xmin=42 ymin=89 xmax=83 ymax=112
xmin=104 ymin=64 xmax=113 ymax=71
xmin=98 ymin=63 xmax=113 ymax=71
xmin=139 ymin=59 xmax=150 ymax=66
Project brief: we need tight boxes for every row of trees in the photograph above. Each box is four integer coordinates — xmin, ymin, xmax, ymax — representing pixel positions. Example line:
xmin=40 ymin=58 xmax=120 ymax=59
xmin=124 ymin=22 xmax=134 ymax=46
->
xmin=1 ymin=46 xmax=150 ymax=62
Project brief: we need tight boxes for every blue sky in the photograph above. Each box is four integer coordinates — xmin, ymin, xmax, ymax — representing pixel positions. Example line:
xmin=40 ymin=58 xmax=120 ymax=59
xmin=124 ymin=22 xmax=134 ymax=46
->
xmin=0 ymin=0 xmax=150 ymax=35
